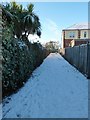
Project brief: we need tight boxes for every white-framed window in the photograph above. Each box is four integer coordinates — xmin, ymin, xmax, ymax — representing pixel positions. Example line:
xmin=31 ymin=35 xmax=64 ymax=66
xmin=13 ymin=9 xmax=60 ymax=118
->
xmin=84 ymin=31 xmax=87 ymax=38
xmin=69 ymin=32 xmax=75 ymax=38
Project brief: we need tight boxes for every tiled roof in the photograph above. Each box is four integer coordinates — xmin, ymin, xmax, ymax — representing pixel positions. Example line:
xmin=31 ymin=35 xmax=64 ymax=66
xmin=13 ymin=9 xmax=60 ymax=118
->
xmin=63 ymin=23 xmax=90 ymax=30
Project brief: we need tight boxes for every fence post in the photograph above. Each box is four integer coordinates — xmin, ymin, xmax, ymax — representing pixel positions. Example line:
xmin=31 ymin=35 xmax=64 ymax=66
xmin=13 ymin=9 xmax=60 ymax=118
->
xmin=0 ymin=5 xmax=2 ymax=103
xmin=87 ymin=43 xmax=90 ymax=79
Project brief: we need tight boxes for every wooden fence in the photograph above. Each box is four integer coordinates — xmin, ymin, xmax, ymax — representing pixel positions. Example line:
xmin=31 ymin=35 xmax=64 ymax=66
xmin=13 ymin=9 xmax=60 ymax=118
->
xmin=0 ymin=5 xmax=2 ymax=71
xmin=0 ymin=5 xmax=2 ymax=103
xmin=0 ymin=5 xmax=2 ymax=37
xmin=60 ymin=43 xmax=90 ymax=79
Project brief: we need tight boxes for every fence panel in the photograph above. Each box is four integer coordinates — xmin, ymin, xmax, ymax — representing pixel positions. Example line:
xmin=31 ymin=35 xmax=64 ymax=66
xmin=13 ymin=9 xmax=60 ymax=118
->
xmin=60 ymin=44 xmax=90 ymax=79
xmin=0 ymin=5 xmax=2 ymax=103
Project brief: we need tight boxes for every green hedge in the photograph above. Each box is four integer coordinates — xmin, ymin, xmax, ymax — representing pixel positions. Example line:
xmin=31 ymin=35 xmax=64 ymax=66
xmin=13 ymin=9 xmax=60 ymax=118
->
xmin=2 ymin=5 xmax=50 ymax=98
xmin=2 ymin=36 xmax=48 ymax=98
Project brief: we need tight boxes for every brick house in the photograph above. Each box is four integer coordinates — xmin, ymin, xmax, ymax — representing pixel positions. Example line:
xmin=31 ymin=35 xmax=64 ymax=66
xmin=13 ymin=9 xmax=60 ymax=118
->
xmin=62 ymin=23 xmax=90 ymax=48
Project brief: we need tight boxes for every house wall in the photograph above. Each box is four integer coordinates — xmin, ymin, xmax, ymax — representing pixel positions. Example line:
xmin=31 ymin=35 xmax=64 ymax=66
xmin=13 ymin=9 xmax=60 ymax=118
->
xmin=64 ymin=39 xmax=73 ymax=48
xmin=62 ymin=31 xmax=64 ymax=48
xmin=70 ymin=40 xmax=75 ymax=47
xmin=88 ymin=30 xmax=90 ymax=38
xmin=75 ymin=40 xmax=88 ymax=46
xmin=80 ymin=30 xmax=90 ymax=39
xmin=64 ymin=30 xmax=78 ymax=39
xmin=62 ymin=29 xmax=90 ymax=48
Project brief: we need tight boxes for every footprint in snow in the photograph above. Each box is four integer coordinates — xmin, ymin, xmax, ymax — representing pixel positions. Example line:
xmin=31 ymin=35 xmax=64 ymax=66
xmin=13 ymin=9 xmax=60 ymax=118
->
xmin=24 ymin=103 xmax=27 ymax=106
xmin=17 ymin=114 xmax=21 ymax=118
xmin=71 ymin=91 xmax=74 ymax=94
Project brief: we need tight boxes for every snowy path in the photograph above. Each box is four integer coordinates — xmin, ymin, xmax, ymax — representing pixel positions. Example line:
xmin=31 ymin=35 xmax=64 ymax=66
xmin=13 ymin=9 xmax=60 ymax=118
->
xmin=2 ymin=53 xmax=88 ymax=118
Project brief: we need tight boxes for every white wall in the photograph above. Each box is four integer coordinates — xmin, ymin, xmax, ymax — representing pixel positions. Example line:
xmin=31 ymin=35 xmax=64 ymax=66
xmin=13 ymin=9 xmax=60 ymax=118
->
xmin=80 ymin=30 xmax=90 ymax=39
xmin=65 ymin=30 xmax=78 ymax=39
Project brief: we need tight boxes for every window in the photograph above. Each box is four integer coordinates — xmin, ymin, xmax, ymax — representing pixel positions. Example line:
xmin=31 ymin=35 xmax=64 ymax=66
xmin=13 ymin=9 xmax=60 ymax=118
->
xmin=69 ymin=32 xmax=75 ymax=38
xmin=84 ymin=31 xmax=87 ymax=38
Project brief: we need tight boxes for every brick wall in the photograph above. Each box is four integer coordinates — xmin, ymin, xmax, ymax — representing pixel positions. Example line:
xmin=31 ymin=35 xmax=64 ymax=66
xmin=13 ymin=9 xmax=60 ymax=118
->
xmin=64 ymin=39 xmax=73 ymax=48
xmin=75 ymin=40 xmax=87 ymax=46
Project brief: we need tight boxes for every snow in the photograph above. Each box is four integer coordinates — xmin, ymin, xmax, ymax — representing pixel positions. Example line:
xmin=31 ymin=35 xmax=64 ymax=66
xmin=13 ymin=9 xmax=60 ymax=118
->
xmin=0 ymin=104 xmax=2 ymax=120
xmin=63 ymin=23 xmax=90 ymax=30
xmin=28 ymin=34 xmax=39 ymax=43
xmin=1 ymin=53 xmax=88 ymax=118
xmin=18 ymin=41 xmax=26 ymax=49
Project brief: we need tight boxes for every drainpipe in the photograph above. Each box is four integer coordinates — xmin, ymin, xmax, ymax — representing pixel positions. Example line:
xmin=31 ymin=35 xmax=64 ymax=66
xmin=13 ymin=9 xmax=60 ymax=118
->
xmin=87 ymin=41 xmax=90 ymax=79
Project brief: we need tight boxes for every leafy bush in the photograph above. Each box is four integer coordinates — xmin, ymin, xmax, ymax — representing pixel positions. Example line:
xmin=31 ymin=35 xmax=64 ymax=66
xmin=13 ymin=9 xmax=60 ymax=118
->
xmin=2 ymin=3 xmax=49 ymax=98
xmin=2 ymin=35 xmax=48 ymax=98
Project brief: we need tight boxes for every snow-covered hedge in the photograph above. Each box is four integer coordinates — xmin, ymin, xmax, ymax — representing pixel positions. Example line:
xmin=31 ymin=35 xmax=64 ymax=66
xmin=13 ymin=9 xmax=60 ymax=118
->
xmin=2 ymin=37 xmax=48 ymax=98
